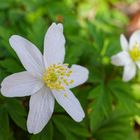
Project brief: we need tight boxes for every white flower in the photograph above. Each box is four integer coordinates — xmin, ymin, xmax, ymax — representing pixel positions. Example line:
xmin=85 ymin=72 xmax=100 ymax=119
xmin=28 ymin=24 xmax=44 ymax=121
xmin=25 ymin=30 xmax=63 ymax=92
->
xmin=1 ymin=23 xmax=89 ymax=134
xmin=111 ymin=30 xmax=140 ymax=81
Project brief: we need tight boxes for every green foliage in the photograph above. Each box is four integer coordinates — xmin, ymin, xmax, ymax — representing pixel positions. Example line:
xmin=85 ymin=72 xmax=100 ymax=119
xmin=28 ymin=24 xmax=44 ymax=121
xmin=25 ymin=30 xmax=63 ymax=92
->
xmin=93 ymin=109 xmax=138 ymax=140
xmin=0 ymin=0 xmax=140 ymax=140
xmin=53 ymin=115 xmax=90 ymax=139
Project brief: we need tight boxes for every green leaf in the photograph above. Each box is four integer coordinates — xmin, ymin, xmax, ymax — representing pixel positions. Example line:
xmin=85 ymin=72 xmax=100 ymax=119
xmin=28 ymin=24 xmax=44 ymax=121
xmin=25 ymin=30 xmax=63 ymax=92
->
xmin=0 ymin=58 xmax=23 ymax=73
xmin=53 ymin=115 xmax=90 ymax=139
xmin=109 ymin=80 xmax=139 ymax=115
xmin=89 ymin=84 xmax=112 ymax=131
xmin=88 ymin=85 xmax=102 ymax=99
xmin=6 ymin=98 xmax=27 ymax=130
xmin=93 ymin=109 xmax=139 ymax=140
xmin=0 ymin=105 xmax=15 ymax=140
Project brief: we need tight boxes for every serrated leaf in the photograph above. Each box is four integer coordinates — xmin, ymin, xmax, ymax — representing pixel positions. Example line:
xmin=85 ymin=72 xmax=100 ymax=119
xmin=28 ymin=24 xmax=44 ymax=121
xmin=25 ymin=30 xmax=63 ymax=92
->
xmin=93 ymin=109 xmax=139 ymax=140
xmin=109 ymin=80 xmax=139 ymax=115
xmin=89 ymin=84 xmax=112 ymax=131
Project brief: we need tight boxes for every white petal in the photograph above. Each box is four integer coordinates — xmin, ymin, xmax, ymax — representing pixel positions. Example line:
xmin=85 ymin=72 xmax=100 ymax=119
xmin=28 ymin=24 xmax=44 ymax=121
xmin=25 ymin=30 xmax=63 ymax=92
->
xmin=52 ymin=88 xmax=85 ymax=122
xmin=27 ymin=87 xmax=54 ymax=134
xmin=67 ymin=65 xmax=89 ymax=89
xmin=120 ymin=34 xmax=128 ymax=51
xmin=129 ymin=30 xmax=140 ymax=49
xmin=9 ymin=35 xmax=44 ymax=78
xmin=43 ymin=23 xmax=65 ymax=67
xmin=123 ymin=62 xmax=136 ymax=81
xmin=111 ymin=51 xmax=132 ymax=66
xmin=136 ymin=61 xmax=140 ymax=69
xmin=1 ymin=71 xmax=43 ymax=97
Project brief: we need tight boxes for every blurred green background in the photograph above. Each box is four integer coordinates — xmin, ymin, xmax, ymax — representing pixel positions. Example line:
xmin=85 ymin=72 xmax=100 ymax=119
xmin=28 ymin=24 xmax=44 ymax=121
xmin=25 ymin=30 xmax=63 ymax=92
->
xmin=1 ymin=0 xmax=140 ymax=139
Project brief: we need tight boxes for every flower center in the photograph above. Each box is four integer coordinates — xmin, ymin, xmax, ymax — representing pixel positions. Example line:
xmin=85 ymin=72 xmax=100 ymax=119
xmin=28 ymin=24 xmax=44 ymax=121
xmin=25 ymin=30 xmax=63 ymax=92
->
xmin=129 ymin=43 xmax=140 ymax=61
xmin=43 ymin=64 xmax=74 ymax=90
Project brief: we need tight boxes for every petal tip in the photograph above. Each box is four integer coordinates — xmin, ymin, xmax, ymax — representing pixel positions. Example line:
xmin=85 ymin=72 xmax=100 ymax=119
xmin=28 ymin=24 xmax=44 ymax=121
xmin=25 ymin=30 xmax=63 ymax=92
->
xmin=9 ymin=35 xmax=23 ymax=46
xmin=57 ymin=23 xmax=63 ymax=31
xmin=122 ymin=73 xmax=133 ymax=82
xmin=50 ymin=22 xmax=58 ymax=28
xmin=133 ymin=29 xmax=140 ymax=35
xmin=74 ymin=113 xmax=85 ymax=122
xmin=84 ymin=68 xmax=89 ymax=81
xmin=110 ymin=55 xmax=122 ymax=66
xmin=122 ymin=76 xmax=130 ymax=82
xmin=120 ymin=34 xmax=126 ymax=41
xmin=1 ymin=89 xmax=5 ymax=97
xmin=50 ymin=22 xmax=63 ymax=32
xmin=51 ymin=22 xmax=56 ymax=26
xmin=27 ymin=127 xmax=40 ymax=135
xmin=27 ymin=120 xmax=40 ymax=134
xmin=120 ymin=34 xmax=125 ymax=38
xmin=9 ymin=35 xmax=20 ymax=41
xmin=110 ymin=56 xmax=115 ymax=65
xmin=9 ymin=35 xmax=17 ymax=42
xmin=0 ymin=79 xmax=9 ymax=97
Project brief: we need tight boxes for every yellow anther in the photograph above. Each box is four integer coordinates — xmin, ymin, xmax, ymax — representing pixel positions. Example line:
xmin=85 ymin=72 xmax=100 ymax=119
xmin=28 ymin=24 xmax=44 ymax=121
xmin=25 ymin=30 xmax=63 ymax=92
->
xmin=64 ymin=64 xmax=69 ymax=66
xmin=42 ymin=64 xmax=74 ymax=90
xmin=68 ymin=70 xmax=72 ymax=74
xmin=64 ymin=93 xmax=67 ymax=97
xmin=66 ymin=74 xmax=70 ymax=77
xmin=70 ymin=80 xmax=74 ymax=84
xmin=129 ymin=43 xmax=140 ymax=61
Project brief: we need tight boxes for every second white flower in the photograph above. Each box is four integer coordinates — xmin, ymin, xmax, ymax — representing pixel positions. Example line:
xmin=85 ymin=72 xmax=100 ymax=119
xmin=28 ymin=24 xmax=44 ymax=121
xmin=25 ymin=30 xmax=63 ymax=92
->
xmin=111 ymin=30 xmax=140 ymax=81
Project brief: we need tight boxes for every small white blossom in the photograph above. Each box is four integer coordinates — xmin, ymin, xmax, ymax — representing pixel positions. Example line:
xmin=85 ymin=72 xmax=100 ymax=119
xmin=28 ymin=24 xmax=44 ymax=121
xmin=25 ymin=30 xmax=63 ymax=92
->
xmin=1 ymin=23 xmax=89 ymax=134
xmin=111 ymin=30 xmax=140 ymax=81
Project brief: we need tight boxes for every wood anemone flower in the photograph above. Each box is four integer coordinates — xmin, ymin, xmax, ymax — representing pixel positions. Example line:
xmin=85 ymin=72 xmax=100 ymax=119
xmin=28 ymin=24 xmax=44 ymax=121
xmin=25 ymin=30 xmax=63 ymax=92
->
xmin=111 ymin=30 xmax=140 ymax=81
xmin=1 ymin=23 xmax=89 ymax=134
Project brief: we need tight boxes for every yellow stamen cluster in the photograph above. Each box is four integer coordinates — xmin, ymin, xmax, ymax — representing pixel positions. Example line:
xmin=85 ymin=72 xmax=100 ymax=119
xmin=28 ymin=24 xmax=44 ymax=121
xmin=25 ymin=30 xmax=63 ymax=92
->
xmin=43 ymin=64 xmax=74 ymax=90
xmin=129 ymin=43 xmax=140 ymax=61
